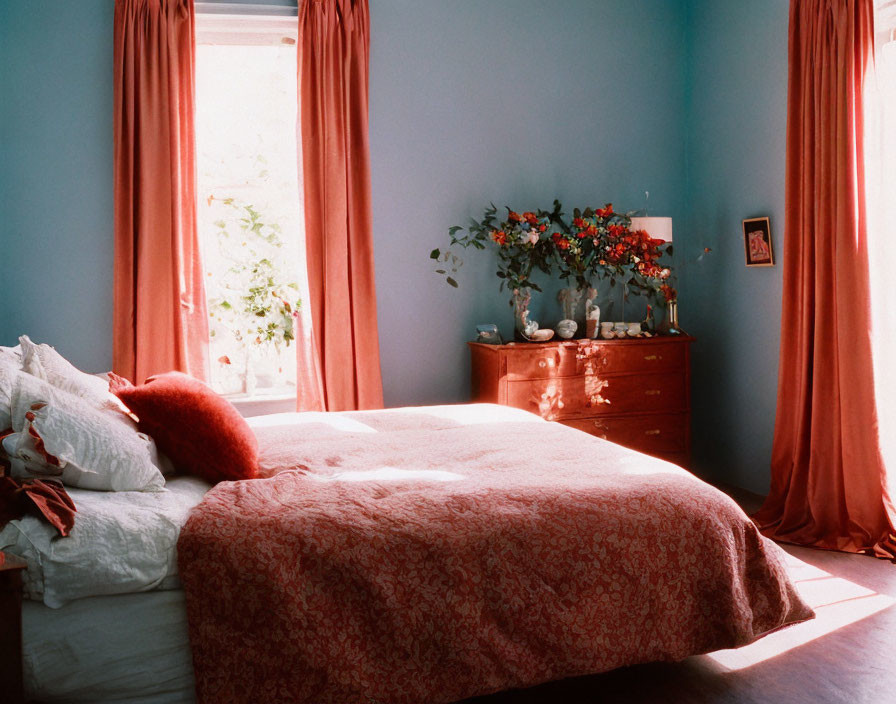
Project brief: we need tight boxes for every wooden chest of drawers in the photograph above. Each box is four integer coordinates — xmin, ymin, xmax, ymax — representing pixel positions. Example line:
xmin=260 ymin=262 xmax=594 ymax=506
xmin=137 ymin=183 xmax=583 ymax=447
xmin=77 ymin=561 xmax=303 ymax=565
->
xmin=469 ymin=336 xmax=694 ymax=467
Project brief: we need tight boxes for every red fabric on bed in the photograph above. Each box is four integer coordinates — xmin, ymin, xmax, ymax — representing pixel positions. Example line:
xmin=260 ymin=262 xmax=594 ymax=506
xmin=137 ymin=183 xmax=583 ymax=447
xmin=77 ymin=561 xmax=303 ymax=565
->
xmin=0 ymin=476 xmax=76 ymax=537
xmin=178 ymin=409 xmax=813 ymax=704
xmin=110 ymin=371 xmax=257 ymax=483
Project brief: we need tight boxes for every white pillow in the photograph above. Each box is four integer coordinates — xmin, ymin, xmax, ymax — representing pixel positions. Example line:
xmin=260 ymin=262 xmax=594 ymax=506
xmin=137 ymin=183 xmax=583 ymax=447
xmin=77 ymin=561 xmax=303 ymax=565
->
xmin=19 ymin=335 xmax=120 ymax=413
xmin=0 ymin=358 xmax=21 ymax=430
xmin=8 ymin=371 xmax=165 ymax=492
xmin=0 ymin=344 xmax=22 ymax=366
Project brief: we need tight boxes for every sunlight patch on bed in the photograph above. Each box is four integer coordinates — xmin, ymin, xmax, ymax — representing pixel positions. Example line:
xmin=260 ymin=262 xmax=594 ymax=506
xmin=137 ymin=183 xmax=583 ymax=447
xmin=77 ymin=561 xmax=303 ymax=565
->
xmin=705 ymin=552 xmax=895 ymax=671
xmin=324 ymin=467 xmax=465 ymax=483
xmin=361 ymin=404 xmax=545 ymax=427
xmin=246 ymin=412 xmax=377 ymax=433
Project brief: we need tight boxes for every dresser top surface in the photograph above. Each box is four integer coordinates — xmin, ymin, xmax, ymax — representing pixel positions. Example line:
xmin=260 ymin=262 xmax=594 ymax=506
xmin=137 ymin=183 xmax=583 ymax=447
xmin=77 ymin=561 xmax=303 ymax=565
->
xmin=468 ymin=335 xmax=695 ymax=352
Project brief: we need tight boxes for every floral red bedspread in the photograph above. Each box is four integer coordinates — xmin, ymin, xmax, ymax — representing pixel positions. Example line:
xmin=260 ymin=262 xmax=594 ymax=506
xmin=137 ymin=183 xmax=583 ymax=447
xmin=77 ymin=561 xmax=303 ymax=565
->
xmin=177 ymin=405 xmax=813 ymax=704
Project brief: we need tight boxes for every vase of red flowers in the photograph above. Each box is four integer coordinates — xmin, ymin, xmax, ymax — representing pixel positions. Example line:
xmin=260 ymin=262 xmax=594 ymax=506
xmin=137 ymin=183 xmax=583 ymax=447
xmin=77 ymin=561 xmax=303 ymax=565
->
xmin=656 ymin=284 xmax=680 ymax=334
xmin=433 ymin=204 xmax=553 ymax=339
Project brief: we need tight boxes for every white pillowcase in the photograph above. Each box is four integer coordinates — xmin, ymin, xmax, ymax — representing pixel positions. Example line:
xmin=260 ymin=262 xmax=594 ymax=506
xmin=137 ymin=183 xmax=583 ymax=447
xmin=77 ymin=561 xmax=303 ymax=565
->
xmin=8 ymin=371 xmax=165 ymax=492
xmin=0 ymin=354 xmax=19 ymax=430
xmin=0 ymin=343 xmax=22 ymax=366
xmin=18 ymin=335 xmax=121 ymax=413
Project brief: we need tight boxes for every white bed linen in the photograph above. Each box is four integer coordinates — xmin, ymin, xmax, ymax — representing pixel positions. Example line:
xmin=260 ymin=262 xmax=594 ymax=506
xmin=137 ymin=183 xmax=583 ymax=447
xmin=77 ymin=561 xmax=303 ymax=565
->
xmin=0 ymin=476 xmax=211 ymax=607
xmin=23 ymin=590 xmax=195 ymax=703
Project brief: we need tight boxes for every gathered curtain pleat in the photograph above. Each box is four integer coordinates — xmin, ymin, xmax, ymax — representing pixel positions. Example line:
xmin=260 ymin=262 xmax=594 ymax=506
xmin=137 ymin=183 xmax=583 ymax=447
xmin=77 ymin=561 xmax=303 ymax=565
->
xmin=113 ymin=0 xmax=209 ymax=384
xmin=297 ymin=0 xmax=384 ymax=412
xmin=754 ymin=0 xmax=896 ymax=559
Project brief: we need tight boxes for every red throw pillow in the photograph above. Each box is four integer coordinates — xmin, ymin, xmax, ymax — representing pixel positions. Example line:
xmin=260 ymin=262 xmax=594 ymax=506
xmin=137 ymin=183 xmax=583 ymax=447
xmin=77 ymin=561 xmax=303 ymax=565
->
xmin=109 ymin=371 xmax=258 ymax=483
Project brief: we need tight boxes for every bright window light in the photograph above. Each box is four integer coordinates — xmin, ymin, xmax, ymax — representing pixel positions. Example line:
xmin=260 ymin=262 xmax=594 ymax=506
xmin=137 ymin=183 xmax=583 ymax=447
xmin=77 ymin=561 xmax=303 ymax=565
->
xmin=869 ymin=3 xmax=896 ymax=483
xmin=195 ymin=14 xmax=304 ymax=398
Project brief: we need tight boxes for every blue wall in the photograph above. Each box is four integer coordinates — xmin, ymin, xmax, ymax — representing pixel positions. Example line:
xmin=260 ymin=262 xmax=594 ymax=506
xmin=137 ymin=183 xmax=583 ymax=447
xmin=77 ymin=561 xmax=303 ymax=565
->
xmin=0 ymin=0 xmax=791 ymax=493
xmin=371 ymin=0 xmax=688 ymax=407
xmin=0 ymin=0 xmax=114 ymax=371
xmin=682 ymin=0 xmax=789 ymax=494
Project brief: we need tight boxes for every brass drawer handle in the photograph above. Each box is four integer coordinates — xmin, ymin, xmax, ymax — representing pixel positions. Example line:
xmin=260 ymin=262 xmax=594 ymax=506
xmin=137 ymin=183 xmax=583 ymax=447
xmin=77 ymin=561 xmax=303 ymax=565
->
xmin=645 ymin=389 xmax=662 ymax=396
xmin=643 ymin=354 xmax=662 ymax=361
xmin=537 ymin=358 xmax=556 ymax=368
xmin=645 ymin=429 xmax=662 ymax=436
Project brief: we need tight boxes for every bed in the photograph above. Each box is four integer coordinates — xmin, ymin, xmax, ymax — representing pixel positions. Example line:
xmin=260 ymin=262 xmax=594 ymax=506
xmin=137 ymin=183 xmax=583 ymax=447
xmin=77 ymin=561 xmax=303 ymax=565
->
xmin=2 ymin=404 xmax=813 ymax=704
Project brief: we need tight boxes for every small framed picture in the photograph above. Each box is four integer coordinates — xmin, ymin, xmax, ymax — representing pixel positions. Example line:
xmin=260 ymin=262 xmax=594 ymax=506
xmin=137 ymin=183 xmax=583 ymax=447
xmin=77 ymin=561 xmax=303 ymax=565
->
xmin=743 ymin=217 xmax=774 ymax=267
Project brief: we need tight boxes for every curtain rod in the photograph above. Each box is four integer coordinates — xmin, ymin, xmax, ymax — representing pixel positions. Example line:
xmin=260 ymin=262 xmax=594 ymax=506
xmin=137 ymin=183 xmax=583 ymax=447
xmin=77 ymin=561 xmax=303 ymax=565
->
xmin=195 ymin=2 xmax=298 ymax=17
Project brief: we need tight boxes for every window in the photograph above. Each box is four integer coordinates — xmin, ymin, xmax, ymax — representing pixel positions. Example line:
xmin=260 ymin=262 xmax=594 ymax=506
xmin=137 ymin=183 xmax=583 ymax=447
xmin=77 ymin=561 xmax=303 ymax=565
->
xmin=870 ymin=0 xmax=896 ymax=473
xmin=195 ymin=12 xmax=304 ymax=398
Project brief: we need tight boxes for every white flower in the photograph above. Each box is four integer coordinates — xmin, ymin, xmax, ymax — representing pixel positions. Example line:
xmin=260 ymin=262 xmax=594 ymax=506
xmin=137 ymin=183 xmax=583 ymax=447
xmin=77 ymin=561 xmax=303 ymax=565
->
xmin=526 ymin=230 xmax=539 ymax=245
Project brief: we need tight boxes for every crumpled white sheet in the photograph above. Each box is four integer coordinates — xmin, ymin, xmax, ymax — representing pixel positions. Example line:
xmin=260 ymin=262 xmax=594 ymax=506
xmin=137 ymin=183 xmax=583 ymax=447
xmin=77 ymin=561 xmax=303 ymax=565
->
xmin=0 ymin=476 xmax=211 ymax=608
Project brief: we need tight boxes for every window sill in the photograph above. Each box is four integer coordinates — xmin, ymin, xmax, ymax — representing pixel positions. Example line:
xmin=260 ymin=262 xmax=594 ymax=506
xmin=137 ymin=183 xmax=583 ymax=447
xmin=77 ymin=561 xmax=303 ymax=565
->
xmin=227 ymin=391 xmax=296 ymax=418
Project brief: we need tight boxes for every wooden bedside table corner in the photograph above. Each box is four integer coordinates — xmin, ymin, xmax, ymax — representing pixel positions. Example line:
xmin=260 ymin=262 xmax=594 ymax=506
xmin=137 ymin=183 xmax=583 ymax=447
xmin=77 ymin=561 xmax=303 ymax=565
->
xmin=469 ymin=336 xmax=694 ymax=467
xmin=1 ymin=551 xmax=27 ymax=704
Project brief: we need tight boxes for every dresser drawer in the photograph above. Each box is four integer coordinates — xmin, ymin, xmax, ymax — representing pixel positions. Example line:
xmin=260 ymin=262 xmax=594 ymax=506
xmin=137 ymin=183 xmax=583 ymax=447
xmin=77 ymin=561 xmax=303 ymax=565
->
xmin=505 ymin=372 xmax=687 ymax=420
xmin=504 ymin=345 xmax=577 ymax=380
xmin=562 ymin=413 xmax=688 ymax=454
xmin=576 ymin=341 xmax=687 ymax=375
xmin=503 ymin=340 xmax=688 ymax=380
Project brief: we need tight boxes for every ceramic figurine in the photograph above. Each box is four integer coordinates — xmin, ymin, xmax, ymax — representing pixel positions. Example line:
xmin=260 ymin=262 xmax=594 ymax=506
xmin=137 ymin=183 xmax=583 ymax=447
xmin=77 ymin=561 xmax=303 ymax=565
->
xmin=556 ymin=319 xmax=578 ymax=339
xmin=524 ymin=319 xmax=539 ymax=338
xmin=584 ymin=287 xmax=600 ymax=339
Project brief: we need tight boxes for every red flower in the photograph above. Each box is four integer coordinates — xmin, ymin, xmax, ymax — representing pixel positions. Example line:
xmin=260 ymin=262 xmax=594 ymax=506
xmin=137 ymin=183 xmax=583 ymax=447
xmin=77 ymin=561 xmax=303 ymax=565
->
xmin=557 ymin=238 xmax=570 ymax=250
xmin=573 ymin=217 xmax=585 ymax=228
xmin=608 ymin=223 xmax=627 ymax=237
xmin=523 ymin=211 xmax=538 ymax=225
xmin=539 ymin=224 xmax=547 ymax=232
xmin=660 ymin=284 xmax=677 ymax=302
xmin=491 ymin=230 xmax=507 ymax=245
xmin=508 ymin=211 xmax=522 ymax=223
xmin=576 ymin=230 xmax=588 ymax=239
xmin=596 ymin=203 xmax=614 ymax=218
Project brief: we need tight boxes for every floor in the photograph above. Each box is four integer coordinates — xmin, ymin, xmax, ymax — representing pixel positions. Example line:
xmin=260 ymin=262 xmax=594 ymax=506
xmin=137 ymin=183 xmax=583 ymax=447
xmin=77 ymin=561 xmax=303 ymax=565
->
xmin=461 ymin=488 xmax=896 ymax=704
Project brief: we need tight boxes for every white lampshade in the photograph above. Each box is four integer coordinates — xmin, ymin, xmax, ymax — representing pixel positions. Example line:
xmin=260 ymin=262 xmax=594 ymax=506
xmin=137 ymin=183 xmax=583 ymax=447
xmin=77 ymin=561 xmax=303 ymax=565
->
xmin=629 ymin=216 xmax=673 ymax=243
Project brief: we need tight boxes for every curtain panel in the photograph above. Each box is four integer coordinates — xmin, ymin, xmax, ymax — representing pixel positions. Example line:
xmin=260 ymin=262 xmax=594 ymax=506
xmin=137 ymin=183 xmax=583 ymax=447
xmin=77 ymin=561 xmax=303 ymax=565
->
xmin=113 ymin=0 xmax=209 ymax=384
xmin=754 ymin=0 xmax=896 ymax=559
xmin=297 ymin=0 xmax=384 ymax=411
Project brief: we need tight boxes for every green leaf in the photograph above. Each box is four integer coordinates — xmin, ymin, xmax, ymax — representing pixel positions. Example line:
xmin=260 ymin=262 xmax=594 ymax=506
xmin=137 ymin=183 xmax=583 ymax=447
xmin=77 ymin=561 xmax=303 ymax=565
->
xmin=430 ymin=248 xmax=440 ymax=259
xmin=435 ymin=269 xmax=446 ymax=274
xmin=446 ymin=276 xmax=459 ymax=288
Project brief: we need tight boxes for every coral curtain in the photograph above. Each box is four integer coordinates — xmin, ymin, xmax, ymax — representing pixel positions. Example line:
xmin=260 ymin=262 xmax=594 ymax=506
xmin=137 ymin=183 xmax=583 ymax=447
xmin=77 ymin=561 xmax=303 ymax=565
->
xmin=754 ymin=0 xmax=896 ymax=559
xmin=297 ymin=0 xmax=383 ymax=411
xmin=113 ymin=0 xmax=209 ymax=384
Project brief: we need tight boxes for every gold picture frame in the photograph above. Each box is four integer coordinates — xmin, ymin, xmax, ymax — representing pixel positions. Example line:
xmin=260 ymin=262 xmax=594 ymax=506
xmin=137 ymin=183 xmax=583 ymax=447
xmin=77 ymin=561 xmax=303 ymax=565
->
xmin=743 ymin=216 xmax=774 ymax=267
